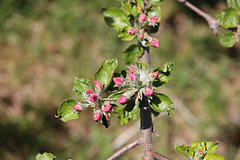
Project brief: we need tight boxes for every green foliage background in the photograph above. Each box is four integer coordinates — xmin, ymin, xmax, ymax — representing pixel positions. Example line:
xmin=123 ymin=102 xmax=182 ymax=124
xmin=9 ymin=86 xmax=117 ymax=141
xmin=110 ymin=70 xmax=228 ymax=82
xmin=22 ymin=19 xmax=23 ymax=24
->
xmin=0 ymin=0 xmax=239 ymax=159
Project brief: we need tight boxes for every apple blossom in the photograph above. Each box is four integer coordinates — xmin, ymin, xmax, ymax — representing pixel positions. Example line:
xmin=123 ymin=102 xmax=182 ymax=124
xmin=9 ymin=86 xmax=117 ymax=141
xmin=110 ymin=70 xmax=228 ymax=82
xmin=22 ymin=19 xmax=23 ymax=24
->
xmin=103 ymin=103 xmax=112 ymax=112
xmin=94 ymin=80 xmax=103 ymax=91
xmin=150 ymin=16 xmax=158 ymax=25
xmin=93 ymin=112 xmax=102 ymax=121
xmin=118 ymin=95 xmax=128 ymax=104
xmin=73 ymin=104 xmax=83 ymax=112
xmin=151 ymin=39 xmax=159 ymax=48
xmin=127 ymin=28 xmax=136 ymax=35
xmin=139 ymin=13 xmax=146 ymax=22
xmin=145 ymin=87 xmax=153 ymax=96
xmin=129 ymin=65 xmax=136 ymax=81
xmin=113 ymin=77 xmax=124 ymax=87
xmin=89 ymin=93 xmax=98 ymax=102
xmin=86 ymin=88 xmax=94 ymax=95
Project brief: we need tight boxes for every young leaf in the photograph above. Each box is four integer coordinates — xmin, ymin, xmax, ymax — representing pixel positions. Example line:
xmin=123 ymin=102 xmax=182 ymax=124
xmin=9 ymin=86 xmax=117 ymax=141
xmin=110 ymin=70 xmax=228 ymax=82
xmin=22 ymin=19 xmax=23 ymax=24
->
xmin=73 ymin=78 xmax=91 ymax=98
xmin=118 ymin=29 xmax=136 ymax=41
xmin=123 ymin=44 xmax=143 ymax=64
xmin=203 ymin=154 xmax=225 ymax=160
xmin=149 ymin=93 xmax=174 ymax=115
xmin=149 ymin=0 xmax=163 ymax=6
xmin=115 ymin=106 xmax=129 ymax=125
xmin=94 ymin=59 xmax=118 ymax=90
xmin=216 ymin=8 xmax=239 ymax=28
xmin=227 ymin=0 xmax=240 ymax=11
xmin=219 ymin=31 xmax=237 ymax=48
xmin=56 ymin=99 xmax=78 ymax=122
xmin=122 ymin=2 xmax=139 ymax=17
xmin=175 ymin=145 xmax=193 ymax=159
xmin=102 ymin=8 xmax=131 ymax=31
xmin=206 ymin=142 xmax=218 ymax=154
xmin=36 ymin=152 xmax=56 ymax=160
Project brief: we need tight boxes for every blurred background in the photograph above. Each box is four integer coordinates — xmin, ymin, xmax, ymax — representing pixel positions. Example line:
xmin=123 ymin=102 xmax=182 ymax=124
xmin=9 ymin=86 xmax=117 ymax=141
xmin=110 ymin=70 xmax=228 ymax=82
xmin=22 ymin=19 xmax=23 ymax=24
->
xmin=0 ymin=0 xmax=239 ymax=159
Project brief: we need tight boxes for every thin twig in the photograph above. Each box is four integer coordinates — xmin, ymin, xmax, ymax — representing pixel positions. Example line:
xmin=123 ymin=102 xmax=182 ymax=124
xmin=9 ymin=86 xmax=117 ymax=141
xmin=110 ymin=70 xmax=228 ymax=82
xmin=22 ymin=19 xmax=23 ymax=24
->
xmin=177 ymin=0 xmax=219 ymax=35
xmin=106 ymin=138 xmax=140 ymax=160
xmin=152 ymin=151 xmax=171 ymax=160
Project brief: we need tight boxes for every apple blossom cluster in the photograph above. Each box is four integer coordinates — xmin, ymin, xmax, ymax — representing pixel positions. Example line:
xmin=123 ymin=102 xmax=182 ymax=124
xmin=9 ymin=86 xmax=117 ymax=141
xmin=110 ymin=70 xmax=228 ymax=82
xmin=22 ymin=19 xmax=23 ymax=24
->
xmin=72 ymin=64 xmax=160 ymax=127
xmin=125 ymin=6 xmax=160 ymax=48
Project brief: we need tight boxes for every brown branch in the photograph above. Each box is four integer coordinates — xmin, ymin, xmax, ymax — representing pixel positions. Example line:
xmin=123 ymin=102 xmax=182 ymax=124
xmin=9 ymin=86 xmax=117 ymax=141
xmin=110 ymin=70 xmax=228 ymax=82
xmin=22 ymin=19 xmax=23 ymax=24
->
xmin=106 ymin=138 xmax=140 ymax=160
xmin=152 ymin=151 xmax=171 ymax=160
xmin=177 ymin=0 xmax=219 ymax=35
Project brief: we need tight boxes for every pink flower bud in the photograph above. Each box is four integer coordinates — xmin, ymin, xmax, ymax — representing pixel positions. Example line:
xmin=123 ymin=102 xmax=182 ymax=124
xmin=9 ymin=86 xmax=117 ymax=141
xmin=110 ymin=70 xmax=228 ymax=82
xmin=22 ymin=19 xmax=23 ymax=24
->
xmin=93 ymin=112 xmax=102 ymax=121
xmin=145 ymin=87 xmax=153 ymax=96
xmin=198 ymin=151 xmax=204 ymax=155
xmin=127 ymin=28 xmax=136 ymax=35
xmin=139 ymin=33 xmax=144 ymax=40
xmin=129 ymin=65 xmax=136 ymax=81
xmin=94 ymin=80 xmax=103 ymax=90
xmin=151 ymin=72 xmax=159 ymax=79
xmin=118 ymin=95 xmax=128 ymax=104
xmin=86 ymin=88 xmax=94 ymax=95
xmin=113 ymin=77 xmax=124 ymax=87
xmin=139 ymin=13 xmax=146 ymax=22
xmin=151 ymin=39 xmax=159 ymax=48
xmin=89 ymin=93 xmax=98 ymax=102
xmin=103 ymin=103 xmax=112 ymax=112
xmin=73 ymin=104 xmax=83 ymax=112
xmin=150 ymin=16 xmax=158 ymax=25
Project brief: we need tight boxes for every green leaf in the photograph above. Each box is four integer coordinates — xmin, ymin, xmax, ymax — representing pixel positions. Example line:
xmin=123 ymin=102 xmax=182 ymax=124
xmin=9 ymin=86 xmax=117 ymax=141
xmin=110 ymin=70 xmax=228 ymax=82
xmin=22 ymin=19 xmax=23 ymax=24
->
xmin=149 ymin=0 xmax=163 ymax=6
xmin=203 ymin=154 xmax=225 ymax=160
xmin=216 ymin=8 xmax=239 ymax=28
xmin=175 ymin=145 xmax=193 ymax=159
xmin=123 ymin=44 xmax=143 ymax=64
xmin=125 ymin=100 xmax=140 ymax=120
xmin=206 ymin=142 xmax=218 ymax=154
xmin=118 ymin=28 xmax=136 ymax=41
xmin=122 ymin=2 xmax=139 ymax=17
xmin=102 ymin=8 xmax=131 ymax=31
xmin=36 ymin=152 xmax=56 ymax=160
xmin=152 ymin=62 xmax=173 ymax=88
xmin=227 ymin=0 xmax=240 ymax=11
xmin=219 ymin=31 xmax=237 ymax=48
xmin=115 ymin=106 xmax=129 ymax=125
xmin=94 ymin=59 xmax=118 ymax=90
xmin=149 ymin=93 xmax=174 ymax=115
xmin=110 ymin=91 xmax=125 ymax=104
xmin=73 ymin=78 xmax=91 ymax=98
xmin=56 ymin=99 xmax=78 ymax=122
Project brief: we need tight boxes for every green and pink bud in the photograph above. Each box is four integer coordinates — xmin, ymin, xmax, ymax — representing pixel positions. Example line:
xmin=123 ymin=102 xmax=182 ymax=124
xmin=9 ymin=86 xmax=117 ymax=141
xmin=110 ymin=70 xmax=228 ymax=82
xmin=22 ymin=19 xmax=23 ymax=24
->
xmin=139 ymin=13 xmax=147 ymax=22
xmin=150 ymin=72 xmax=159 ymax=79
xmin=103 ymin=103 xmax=112 ymax=112
xmin=93 ymin=112 xmax=102 ymax=121
xmin=118 ymin=95 xmax=128 ymax=104
xmin=127 ymin=28 xmax=136 ymax=35
xmin=89 ymin=93 xmax=98 ymax=102
xmin=113 ymin=77 xmax=124 ymax=87
xmin=73 ymin=103 xmax=83 ymax=112
xmin=151 ymin=39 xmax=159 ymax=48
xmin=94 ymin=80 xmax=103 ymax=91
xmin=150 ymin=16 xmax=158 ymax=25
xmin=139 ymin=33 xmax=144 ymax=40
xmin=86 ymin=88 xmax=94 ymax=95
xmin=129 ymin=65 xmax=136 ymax=81
xmin=198 ymin=151 xmax=204 ymax=155
xmin=145 ymin=87 xmax=154 ymax=96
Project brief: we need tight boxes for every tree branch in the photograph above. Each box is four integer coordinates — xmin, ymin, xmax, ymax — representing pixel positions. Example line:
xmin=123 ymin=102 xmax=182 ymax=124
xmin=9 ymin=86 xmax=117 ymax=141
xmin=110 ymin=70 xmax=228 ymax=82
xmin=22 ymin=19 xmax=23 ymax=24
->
xmin=106 ymin=138 xmax=140 ymax=160
xmin=177 ymin=0 xmax=219 ymax=35
xmin=152 ymin=151 xmax=171 ymax=160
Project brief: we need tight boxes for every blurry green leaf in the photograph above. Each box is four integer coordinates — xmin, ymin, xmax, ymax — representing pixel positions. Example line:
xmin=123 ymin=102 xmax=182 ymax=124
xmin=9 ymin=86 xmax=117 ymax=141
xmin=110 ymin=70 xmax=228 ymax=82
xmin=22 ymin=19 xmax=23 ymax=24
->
xmin=206 ymin=142 xmax=218 ymax=154
xmin=125 ymin=100 xmax=140 ymax=119
xmin=149 ymin=93 xmax=174 ymax=115
xmin=191 ymin=140 xmax=200 ymax=151
xmin=136 ymin=62 xmax=148 ymax=69
xmin=216 ymin=8 xmax=239 ymax=28
xmin=36 ymin=152 xmax=56 ymax=160
xmin=57 ymin=99 xmax=78 ymax=122
xmin=94 ymin=59 xmax=118 ymax=90
xmin=149 ymin=0 xmax=163 ymax=6
xmin=175 ymin=145 xmax=193 ymax=159
xmin=102 ymin=8 xmax=131 ymax=31
xmin=123 ymin=44 xmax=143 ymax=64
xmin=203 ymin=154 xmax=225 ymax=160
xmin=147 ymin=6 xmax=161 ymax=22
xmin=227 ymin=0 xmax=240 ymax=11
xmin=73 ymin=78 xmax=91 ymax=98
xmin=136 ymin=0 xmax=144 ymax=10
xmin=115 ymin=106 xmax=129 ymax=125
xmin=122 ymin=2 xmax=139 ymax=17
xmin=219 ymin=31 xmax=237 ymax=48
